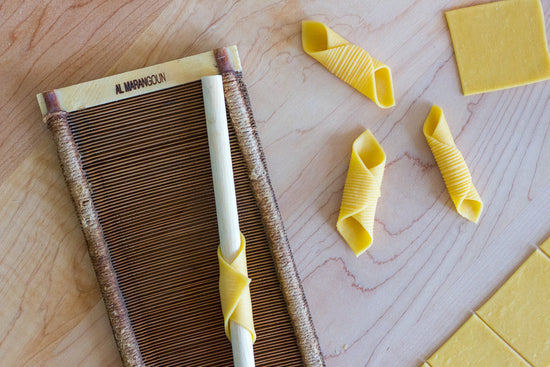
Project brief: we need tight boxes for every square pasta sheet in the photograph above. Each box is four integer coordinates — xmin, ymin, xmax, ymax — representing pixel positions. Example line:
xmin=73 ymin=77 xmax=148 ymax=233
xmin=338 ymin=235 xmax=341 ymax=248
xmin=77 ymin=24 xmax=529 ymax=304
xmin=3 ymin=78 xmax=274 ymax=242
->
xmin=477 ymin=250 xmax=550 ymax=366
xmin=446 ymin=0 xmax=550 ymax=95
xmin=424 ymin=247 xmax=550 ymax=367
xmin=427 ymin=315 xmax=529 ymax=367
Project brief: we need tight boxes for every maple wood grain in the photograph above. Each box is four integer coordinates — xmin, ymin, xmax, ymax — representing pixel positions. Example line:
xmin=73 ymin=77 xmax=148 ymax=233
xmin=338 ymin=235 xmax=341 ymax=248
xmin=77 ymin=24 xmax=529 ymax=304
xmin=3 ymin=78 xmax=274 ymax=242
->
xmin=1 ymin=1 xmax=550 ymax=366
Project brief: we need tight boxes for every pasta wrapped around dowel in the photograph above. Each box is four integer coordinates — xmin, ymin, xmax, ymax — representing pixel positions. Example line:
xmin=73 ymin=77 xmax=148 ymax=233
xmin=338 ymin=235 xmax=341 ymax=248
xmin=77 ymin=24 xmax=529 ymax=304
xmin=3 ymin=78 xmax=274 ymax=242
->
xmin=203 ymin=75 xmax=255 ymax=367
xmin=218 ymin=233 xmax=256 ymax=342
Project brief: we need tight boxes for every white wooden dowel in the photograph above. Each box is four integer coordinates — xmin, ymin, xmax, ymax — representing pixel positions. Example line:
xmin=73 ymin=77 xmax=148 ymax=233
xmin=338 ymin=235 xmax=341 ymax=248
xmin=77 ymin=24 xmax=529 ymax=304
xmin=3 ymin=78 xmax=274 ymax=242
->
xmin=202 ymin=75 xmax=255 ymax=367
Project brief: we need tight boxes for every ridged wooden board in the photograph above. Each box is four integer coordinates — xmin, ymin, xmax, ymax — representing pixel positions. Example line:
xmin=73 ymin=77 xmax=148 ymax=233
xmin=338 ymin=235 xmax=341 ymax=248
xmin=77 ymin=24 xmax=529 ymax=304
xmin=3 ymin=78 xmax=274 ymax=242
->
xmin=65 ymin=79 xmax=304 ymax=366
xmin=1 ymin=1 xmax=550 ymax=366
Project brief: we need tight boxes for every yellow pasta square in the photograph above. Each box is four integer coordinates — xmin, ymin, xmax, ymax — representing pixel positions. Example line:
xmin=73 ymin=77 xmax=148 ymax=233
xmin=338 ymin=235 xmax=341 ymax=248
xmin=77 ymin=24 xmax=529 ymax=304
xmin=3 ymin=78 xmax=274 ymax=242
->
xmin=541 ymin=235 xmax=550 ymax=257
xmin=477 ymin=250 xmax=550 ymax=366
xmin=428 ymin=315 xmax=529 ymax=367
xmin=446 ymin=0 xmax=550 ymax=95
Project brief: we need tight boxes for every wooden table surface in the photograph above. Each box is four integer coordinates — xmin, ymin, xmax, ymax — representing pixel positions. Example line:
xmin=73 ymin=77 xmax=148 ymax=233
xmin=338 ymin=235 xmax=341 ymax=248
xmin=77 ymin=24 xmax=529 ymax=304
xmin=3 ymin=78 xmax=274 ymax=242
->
xmin=2 ymin=1 xmax=550 ymax=366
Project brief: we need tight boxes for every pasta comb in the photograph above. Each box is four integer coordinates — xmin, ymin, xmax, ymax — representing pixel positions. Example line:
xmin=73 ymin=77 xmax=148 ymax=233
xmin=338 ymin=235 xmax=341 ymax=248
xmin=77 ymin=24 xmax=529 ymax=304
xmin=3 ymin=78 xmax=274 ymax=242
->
xmin=36 ymin=46 xmax=325 ymax=367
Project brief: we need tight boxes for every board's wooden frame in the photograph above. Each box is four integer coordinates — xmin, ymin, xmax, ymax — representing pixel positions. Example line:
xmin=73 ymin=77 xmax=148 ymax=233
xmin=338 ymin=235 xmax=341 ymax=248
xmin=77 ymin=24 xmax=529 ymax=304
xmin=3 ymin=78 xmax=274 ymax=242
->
xmin=37 ymin=46 xmax=241 ymax=115
xmin=37 ymin=46 xmax=324 ymax=367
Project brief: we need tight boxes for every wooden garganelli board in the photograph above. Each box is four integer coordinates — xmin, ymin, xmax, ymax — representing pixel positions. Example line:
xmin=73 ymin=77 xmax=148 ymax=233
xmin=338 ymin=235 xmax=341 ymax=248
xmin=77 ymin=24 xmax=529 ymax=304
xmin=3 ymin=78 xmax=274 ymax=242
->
xmin=1 ymin=1 xmax=550 ymax=366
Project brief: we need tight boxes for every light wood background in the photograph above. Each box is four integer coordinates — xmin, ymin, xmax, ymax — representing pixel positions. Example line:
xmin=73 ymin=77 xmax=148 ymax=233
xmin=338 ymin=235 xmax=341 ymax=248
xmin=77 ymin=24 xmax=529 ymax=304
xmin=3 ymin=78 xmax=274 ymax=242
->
xmin=1 ymin=1 xmax=550 ymax=366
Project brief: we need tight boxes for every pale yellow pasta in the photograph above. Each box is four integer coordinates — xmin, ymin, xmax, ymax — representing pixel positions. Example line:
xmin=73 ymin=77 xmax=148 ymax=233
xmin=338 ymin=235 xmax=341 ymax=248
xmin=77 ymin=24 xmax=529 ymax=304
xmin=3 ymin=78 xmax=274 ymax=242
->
xmin=445 ymin=0 xmax=550 ymax=96
xmin=302 ymin=20 xmax=395 ymax=108
xmin=428 ymin=315 xmax=529 ymax=367
xmin=427 ymin=246 xmax=550 ymax=367
xmin=541 ymin=235 xmax=550 ymax=258
xmin=477 ymin=249 xmax=550 ymax=366
xmin=218 ymin=233 xmax=255 ymax=342
xmin=423 ymin=105 xmax=482 ymax=223
xmin=337 ymin=130 xmax=385 ymax=256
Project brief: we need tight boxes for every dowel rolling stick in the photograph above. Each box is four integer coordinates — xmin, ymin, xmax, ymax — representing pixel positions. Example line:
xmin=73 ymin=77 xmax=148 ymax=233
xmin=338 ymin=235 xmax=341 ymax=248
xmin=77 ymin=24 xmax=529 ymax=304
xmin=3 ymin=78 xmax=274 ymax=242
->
xmin=203 ymin=75 xmax=256 ymax=367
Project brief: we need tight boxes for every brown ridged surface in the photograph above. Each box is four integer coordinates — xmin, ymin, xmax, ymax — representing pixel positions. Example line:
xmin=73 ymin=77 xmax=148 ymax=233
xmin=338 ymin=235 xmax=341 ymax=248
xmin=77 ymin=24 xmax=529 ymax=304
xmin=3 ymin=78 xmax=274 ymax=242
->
xmin=221 ymin=70 xmax=324 ymax=367
xmin=66 ymin=80 xmax=304 ymax=366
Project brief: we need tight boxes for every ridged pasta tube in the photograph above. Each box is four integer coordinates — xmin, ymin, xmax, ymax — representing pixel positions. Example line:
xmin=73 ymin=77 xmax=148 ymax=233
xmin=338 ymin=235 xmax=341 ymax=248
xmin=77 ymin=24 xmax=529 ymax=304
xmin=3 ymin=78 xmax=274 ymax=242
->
xmin=218 ymin=233 xmax=256 ymax=342
xmin=337 ymin=130 xmax=386 ymax=256
xmin=423 ymin=105 xmax=483 ymax=223
xmin=302 ymin=20 xmax=395 ymax=108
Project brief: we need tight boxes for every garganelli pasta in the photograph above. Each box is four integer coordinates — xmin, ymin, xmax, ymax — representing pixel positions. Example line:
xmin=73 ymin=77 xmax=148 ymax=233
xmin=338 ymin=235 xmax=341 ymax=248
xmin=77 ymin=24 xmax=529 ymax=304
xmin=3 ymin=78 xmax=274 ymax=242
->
xmin=337 ymin=130 xmax=385 ymax=256
xmin=423 ymin=105 xmax=483 ymax=223
xmin=218 ymin=233 xmax=256 ymax=342
xmin=302 ymin=20 xmax=395 ymax=108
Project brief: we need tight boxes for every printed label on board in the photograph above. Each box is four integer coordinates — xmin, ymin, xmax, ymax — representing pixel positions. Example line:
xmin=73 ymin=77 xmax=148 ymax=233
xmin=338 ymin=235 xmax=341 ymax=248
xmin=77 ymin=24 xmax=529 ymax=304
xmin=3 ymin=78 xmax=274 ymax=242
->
xmin=115 ymin=72 xmax=167 ymax=95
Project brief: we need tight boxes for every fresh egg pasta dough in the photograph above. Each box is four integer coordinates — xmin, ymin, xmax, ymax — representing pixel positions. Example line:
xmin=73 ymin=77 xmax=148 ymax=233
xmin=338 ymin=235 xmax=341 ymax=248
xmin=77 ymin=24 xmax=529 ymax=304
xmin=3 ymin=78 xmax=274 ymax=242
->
xmin=477 ymin=250 xmax=550 ymax=366
xmin=218 ymin=233 xmax=256 ymax=342
xmin=427 ymin=315 xmax=530 ymax=367
xmin=425 ymin=245 xmax=550 ymax=367
xmin=541 ymin=235 xmax=550 ymax=258
xmin=446 ymin=0 xmax=550 ymax=95
xmin=423 ymin=105 xmax=482 ymax=223
xmin=337 ymin=129 xmax=385 ymax=256
xmin=302 ymin=20 xmax=395 ymax=108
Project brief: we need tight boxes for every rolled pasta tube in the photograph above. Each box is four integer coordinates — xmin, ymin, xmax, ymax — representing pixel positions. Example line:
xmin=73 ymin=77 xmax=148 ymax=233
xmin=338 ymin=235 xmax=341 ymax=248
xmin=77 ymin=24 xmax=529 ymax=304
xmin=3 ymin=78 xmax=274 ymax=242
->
xmin=423 ymin=105 xmax=483 ymax=223
xmin=337 ymin=129 xmax=386 ymax=256
xmin=218 ymin=233 xmax=256 ymax=343
xmin=302 ymin=20 xmax=395 ymax=108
